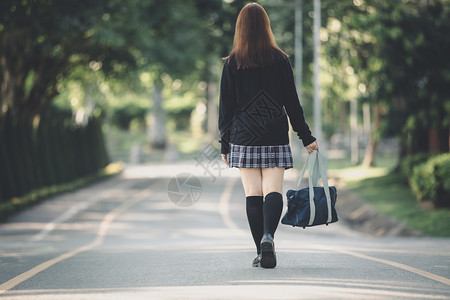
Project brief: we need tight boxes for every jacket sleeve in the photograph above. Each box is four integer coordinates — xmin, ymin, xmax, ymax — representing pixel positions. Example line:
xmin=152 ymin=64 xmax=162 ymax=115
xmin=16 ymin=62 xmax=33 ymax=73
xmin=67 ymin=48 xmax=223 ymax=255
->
xmin=282 ymin=58 xmax=316 ymax=147
xmin=218 ymin=60 xmax=236 ymax=154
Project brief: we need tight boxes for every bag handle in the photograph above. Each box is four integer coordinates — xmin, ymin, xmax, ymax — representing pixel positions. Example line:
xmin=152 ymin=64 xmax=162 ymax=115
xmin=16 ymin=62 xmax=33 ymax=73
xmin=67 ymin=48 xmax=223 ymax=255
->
xmin=296 ymin=153 xmax=320 ymax=189
xmin=307 ymin=151 xmax=316 ymax=225
xmin=296 ymin=154 xmax=310 ymax=189
xmin=296 ymin=150 xmax=333 ymax=225
xmin=317 ymin=150 xmax=333 ymax=223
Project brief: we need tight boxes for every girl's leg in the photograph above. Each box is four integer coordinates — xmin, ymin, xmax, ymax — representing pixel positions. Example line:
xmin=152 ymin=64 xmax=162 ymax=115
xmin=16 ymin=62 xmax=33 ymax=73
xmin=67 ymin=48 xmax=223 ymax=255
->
xmin=239 ymin=168 xmax=264 ymax=255
xmin=261 ymin=167 xmax=285 ymax=237
xmin=239 ymin=168 xmax=263 ymax=197
xmin=260 ymin=167 xmax=285 ymax=268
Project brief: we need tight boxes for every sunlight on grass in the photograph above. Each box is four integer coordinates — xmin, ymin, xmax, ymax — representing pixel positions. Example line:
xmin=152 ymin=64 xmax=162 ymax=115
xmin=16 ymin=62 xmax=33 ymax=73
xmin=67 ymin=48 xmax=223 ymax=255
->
xmin=104 ymin=162 xmax=124 ymax=175
xmin=330 ymin=166 xmax=390 ymax=182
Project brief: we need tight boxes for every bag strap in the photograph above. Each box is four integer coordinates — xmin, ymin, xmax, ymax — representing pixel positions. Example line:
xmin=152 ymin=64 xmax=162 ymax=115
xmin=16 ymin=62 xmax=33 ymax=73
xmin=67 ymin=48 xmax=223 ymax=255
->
xmin=307 ymin=151 xmax=317 ymax=225
xmin=296 ymin=150 xmax=333 ymax=225
xmin=296 ymin=154 xmax=310 ymax=188
xmin=317 ymin=150 xmax=333 ymax=223
xmin=297 ymin=153 xmax=320 ymax=189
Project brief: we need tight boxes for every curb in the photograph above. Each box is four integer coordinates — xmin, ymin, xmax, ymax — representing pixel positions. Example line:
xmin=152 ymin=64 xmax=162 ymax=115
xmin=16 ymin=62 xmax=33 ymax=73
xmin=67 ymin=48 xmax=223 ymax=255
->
xmin=334 ymin=179 xmax=422 ymax=237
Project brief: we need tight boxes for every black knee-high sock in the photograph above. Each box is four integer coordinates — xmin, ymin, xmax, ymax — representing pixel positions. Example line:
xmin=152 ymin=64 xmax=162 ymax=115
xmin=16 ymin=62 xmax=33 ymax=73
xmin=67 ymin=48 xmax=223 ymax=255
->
xmin=246 ymin=196 xmax=264 ymax=254
xmin=263 ymin=192 xmax=283 ymax=237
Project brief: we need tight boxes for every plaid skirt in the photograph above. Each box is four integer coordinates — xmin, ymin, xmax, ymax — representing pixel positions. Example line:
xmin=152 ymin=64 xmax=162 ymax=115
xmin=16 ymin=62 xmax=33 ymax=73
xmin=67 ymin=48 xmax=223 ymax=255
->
xmin=229 ymin=143 xmax=293 ymax=169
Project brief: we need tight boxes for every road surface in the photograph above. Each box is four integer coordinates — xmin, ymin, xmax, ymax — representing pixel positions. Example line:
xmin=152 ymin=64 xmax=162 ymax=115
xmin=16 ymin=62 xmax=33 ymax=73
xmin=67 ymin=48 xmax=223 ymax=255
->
xmin=0 ymin=162 xmax=449 ymax=299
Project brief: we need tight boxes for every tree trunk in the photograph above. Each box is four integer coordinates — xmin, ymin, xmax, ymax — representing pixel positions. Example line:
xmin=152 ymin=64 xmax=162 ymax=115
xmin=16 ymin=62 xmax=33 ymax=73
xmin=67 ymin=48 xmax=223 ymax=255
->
xmin=339 ymin=101 xmax=347 ymax=132
xmin=148 ymin=78 xmax=166 ymax=149
xmin=362 ymin=103 xmax=371 ymax=139
xmin=362 ymin=104 xmax=381 ymax=167
xmin=206 ymin=81 xmax=217 ymax=140
xmin=0 ymin=55 xmax=22 ymax=121
xmin=428 ymin=128 xmax=440 ymax=154
xmin=448 ymin=108 xmax=450 ymax=152
xmin=350 ymin=98 xmax=359 ymax=165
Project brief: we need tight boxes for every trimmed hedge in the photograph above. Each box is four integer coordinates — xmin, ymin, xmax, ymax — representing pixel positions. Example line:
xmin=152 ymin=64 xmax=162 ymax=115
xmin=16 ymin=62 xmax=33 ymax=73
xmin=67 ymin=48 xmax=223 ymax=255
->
xmin=400 ymin=152 xmax=433 ymax=183
xmin=405 ymin=153 xmax=450 ymax=207
xmin=0 ymin=106 xmax=110 ymax=206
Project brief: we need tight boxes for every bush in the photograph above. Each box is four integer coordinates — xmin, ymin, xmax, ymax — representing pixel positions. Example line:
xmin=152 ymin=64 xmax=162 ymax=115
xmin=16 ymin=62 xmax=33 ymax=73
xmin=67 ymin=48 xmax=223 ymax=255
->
xmin=111 ymin=104 xmax=148 ymax=130
xmin=409 ymin=153 xmax=450 ymax=207
xmin=400 ymin=153 xmax=432 ymax=182
xmin=167 ymin=106 xmax=195 ymax=131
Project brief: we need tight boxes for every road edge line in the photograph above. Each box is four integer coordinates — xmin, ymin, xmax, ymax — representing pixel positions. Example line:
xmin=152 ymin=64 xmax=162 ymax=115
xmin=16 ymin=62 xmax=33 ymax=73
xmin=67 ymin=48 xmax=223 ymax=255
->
xmin=337 ymin=249 xmax=450 ymax=286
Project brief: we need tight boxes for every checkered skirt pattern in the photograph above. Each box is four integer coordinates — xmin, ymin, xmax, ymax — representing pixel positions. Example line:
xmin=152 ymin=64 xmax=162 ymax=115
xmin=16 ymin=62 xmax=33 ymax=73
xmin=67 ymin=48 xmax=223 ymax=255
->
xmin=229 ymin=143 xmax=293 ymax=169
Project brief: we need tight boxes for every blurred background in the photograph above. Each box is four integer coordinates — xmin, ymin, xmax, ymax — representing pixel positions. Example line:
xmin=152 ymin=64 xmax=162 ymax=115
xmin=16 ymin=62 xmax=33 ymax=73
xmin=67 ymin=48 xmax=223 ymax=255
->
xmin=0 ymin=0 xmax=449 ymax=235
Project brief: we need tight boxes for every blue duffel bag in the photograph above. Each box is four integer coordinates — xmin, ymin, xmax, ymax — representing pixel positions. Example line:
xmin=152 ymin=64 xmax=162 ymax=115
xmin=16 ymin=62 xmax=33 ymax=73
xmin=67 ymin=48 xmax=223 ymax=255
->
xmin=281 ymin=150 xmax=338 ymax=228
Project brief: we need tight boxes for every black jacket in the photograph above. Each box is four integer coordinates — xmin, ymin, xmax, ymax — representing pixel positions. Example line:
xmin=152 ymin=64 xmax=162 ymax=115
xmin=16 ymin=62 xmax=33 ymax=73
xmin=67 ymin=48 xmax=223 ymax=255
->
xmin=218 ymin=56 xmax=315 ymax=154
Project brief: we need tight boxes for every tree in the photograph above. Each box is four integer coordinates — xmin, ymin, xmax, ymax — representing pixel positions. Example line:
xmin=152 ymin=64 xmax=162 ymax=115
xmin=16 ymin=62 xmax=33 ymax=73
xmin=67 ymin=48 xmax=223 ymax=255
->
xmin=0 ymin=0 xmax=137 ymax=122
xmin=348 ymin=0 xmax=450 ymax=162
xmin=319 ymin=0 xmax=450 ymax=165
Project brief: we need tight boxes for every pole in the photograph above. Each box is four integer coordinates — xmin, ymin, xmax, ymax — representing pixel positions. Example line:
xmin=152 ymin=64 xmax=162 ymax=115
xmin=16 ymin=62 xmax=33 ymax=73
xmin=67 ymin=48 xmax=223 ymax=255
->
xmin=313 ymin=0 xmax=322 ymax=146
xmin=351 ymin=98 xmax=359 ymax=165
xmin=295 ymin=0 xmax=303 ymax=104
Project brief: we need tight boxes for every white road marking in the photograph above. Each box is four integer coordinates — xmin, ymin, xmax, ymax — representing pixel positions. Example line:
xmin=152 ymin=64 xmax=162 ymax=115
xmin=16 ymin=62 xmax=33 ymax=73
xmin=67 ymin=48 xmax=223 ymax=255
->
xmin=30 ymin=179 xmax=137 ymax=242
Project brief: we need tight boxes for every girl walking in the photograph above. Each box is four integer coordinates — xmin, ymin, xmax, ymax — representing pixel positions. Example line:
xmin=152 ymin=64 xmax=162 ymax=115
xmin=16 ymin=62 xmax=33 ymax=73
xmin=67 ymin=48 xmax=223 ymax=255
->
xmin=219 ymin=2 xmax=319 ymax=268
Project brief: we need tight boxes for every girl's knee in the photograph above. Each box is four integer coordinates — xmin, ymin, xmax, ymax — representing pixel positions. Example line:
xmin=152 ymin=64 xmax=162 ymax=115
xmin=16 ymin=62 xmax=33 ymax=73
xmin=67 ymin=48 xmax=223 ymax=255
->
xmin=245 ymin=188 xmax=263 ymax=197
xmin=263 ymin=188 xmax=283 ymax=197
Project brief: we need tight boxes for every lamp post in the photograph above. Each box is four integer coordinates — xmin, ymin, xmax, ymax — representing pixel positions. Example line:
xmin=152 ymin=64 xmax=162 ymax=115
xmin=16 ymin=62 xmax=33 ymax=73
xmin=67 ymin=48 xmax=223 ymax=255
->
xmin=313 ymin=0 xmax=322 ymax=147
xmin=295 ymin=0 xmax=303 ymax=105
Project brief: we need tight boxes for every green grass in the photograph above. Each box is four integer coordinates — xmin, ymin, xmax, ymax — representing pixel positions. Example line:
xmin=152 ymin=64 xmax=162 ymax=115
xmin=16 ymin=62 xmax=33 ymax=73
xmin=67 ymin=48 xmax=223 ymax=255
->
xmin=331 ymin=156 xmax=450 ymax=237
xmin=0 ymin=162 xmax=123 ymax=222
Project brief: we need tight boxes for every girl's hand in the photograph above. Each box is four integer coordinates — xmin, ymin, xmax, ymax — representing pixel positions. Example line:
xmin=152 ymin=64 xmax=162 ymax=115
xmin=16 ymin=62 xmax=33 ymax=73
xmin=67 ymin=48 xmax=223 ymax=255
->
xmin=305 ymin=140 xmax=319 ymax=154
xmin=221 ymin=153 xmax=229 ymax=166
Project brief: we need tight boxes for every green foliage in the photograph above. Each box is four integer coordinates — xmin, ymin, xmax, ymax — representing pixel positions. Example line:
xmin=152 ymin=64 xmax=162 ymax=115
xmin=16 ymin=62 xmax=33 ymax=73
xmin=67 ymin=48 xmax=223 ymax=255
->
xmin=111 ymin=104 xmax=148 ymax=130
xmin=167 ymin=107 xmax=195 ymax=131
xmin=0 ymin=0 xmax=136 ymax=118
xmin=0 ymin=0 xmax=220 ymax=121
xmin=348 ymin=1 xmax=450 ymax=153
xmin=409 ymin=153 xmax=450 ymax=207
xmin=400 ymin=153 xmax=433 ymax=182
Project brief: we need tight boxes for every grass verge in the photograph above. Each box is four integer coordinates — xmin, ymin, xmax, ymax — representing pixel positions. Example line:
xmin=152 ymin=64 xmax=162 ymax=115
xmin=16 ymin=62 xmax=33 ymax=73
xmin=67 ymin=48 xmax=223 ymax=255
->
xmin=335 ymin=164 xmax=450 ymax=237
xmin=0 ymin=162 xmax=123 ymax=223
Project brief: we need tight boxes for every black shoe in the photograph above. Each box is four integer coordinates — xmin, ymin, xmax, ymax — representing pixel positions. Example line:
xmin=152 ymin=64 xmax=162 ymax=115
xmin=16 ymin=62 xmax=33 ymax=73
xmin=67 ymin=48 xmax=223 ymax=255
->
xmin=260 ymin=233 xmax=276 ymax=268
xmin=252 ymin=254 xmax=261 ymax=267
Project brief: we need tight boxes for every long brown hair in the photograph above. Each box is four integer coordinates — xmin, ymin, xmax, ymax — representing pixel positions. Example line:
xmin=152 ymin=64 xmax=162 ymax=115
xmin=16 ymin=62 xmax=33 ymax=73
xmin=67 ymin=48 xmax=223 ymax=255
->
xmin=226 ymin=2 xmax=287 ymax=69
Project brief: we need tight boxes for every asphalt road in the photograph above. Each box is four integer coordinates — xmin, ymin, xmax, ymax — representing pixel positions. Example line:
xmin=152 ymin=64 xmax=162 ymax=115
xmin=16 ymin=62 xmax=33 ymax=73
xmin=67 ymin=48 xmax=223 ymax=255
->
xmin=0 ymin=162 xmax=449 ymax=299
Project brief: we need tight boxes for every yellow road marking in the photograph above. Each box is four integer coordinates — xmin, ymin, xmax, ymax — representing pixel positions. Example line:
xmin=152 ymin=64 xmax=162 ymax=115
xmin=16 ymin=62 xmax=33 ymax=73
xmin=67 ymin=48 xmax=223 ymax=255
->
xmin=219 ymin=177 xmax=241 ymax=232
xmin=0 ymin=185 xmax=154 ymax=295
xmin=218 ymin=176 xmax=248 ymax=238
xmin=336 ymin=249 xmax=450 ymax=286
